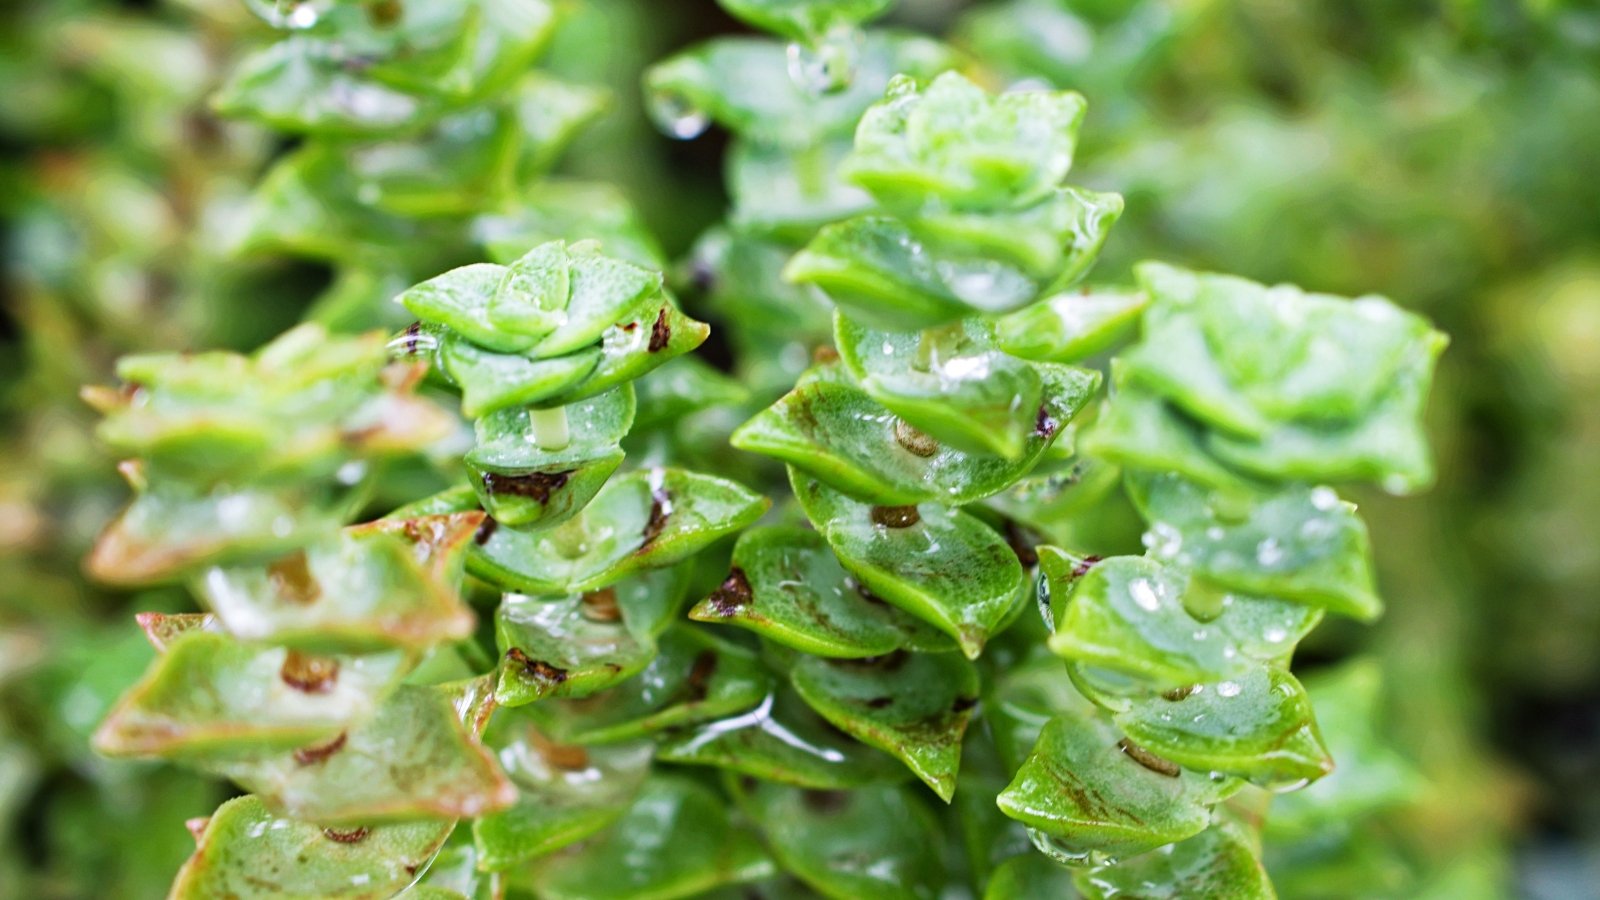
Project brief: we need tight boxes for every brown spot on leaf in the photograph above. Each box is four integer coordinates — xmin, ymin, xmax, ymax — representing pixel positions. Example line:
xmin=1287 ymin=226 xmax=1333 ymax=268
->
xmin=506 ymin=648 xmax=568 ymax=689
xmin=475 ymin=516 xmax=499 ymax=545
xmin=322 ymin=827 xmax=370 ymax=844
xmin=648 ymin=308 xmax=671 ymax=352
xmin=480 ymin=470 xmax=572 ymax=503
xmin=580 ymin=587 xmax=621 ymax=623
xmin=1035 ymin=404 xmax=1059 ymax=438
xmin=1163 ymin=684 xmax=1200 ymax=702
xmin=1072 ymin=554 xmax=1102 ymax=579
xmin=639 ymin=486 xmax=671 ymax=550
xmin=893 ymin=419 xmax=939 ymax=457
xmin=1118 ymin=738 xmax=1181 ymax=777
xmin=871 ymin=505 xmax=921 ymax=528
xmin=293 ymin=732 xmax=347 ymax=766
xmin=280 ymin=651 xmax=339 ymax=694
xmin=685 ymin=651 xmax=718 ymax=701
xmin=267 ymin=551 xmax=320 ymax=605
xmin=704 ymin=568 xmax=752 ymax=617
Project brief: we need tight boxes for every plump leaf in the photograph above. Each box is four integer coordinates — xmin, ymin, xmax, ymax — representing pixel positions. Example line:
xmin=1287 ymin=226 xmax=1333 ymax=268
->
xmin=717 ymin=0 xmax=895 ymax=40
xmin=1127 ymin=473 xmax=1382 ymax=620
xmin=789 ymin=649 xmax=980 ymax=801
xmin=643 ymin=33 xmax=959 ymax=147
xmin=476 ymin=180 xmax=667 ymax=270
xmin=1043 ymin=553 xmax=1322 ymax=700
xmin=520 ymin=628 xmax=773 ymax=745
xmin=1115 ymin=666 xmax=1333 ymax=790
xmin=1073 ymin=819 xmax=1275 ymax=899
xmin=690 ymin=525 xmax=954 ymax=657
xmin=844 ymin=71 xmax=1086 ymax=211
xmin=994 ymin=288 xmax=1148 ymax=363
xmin=731 ymin=778 xmax=946 ymax=900
xmin=494 ymin=566 xmax=691 ymax=706
xmin=733 ymin=361 xmax=1075 ymax=505
xmin=997 ymin=712 xmax=1240 ymax=865
xmin=195 ymin=513 xmax=481 ymax=652
xmin=466 ymin=387 xmax=634 ymax=528
xmin=559 ymin=300 xmax=711 ymax=404
xmin=469 ymin=468 xmax=768 ymax=595
xmin=657 ymin=689 xmax=909 ymax=788
xmin=982 ymin=853 xmax=1079 ymax=899
xmin=93 ymin=632 xmax=410 ymax=759
xmin=790 ymin=469 xmax=1027 ymax=658
xmin=907 ymin=185 xmax=1123 ymax=281
xmin=169 ymin=795 xmax=455 ymax=900
xmin=208 ymin=680 xmax=515 ymax=823
xmin=727 ymin=138 xmax=872 ymax=241
xmin=1081 ymin=378 xmax=1259 ymax=495
xmin=835 ymin=311 xmax=1099 ymax=458
xmin=473 ymin=721 xmax=653 ymax=871
xmin=530 ymin=775 xmax=775 ymax=900
xmin=439 ymin=336 xmax=599 ymax=419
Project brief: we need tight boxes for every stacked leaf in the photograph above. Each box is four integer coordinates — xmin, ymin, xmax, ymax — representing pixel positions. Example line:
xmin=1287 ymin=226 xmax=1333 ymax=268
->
xmin=217 ymin=0 xmax=663 ymax=330
xmin=646 ymin=0 xmax=961 ymax=395
xmin=991 ymin=262 xmax=1445 ymax=893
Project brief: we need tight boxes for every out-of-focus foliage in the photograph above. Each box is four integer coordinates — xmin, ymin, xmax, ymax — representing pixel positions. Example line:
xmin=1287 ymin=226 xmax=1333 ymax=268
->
xmin=2 ymin=1 xmax=1597 ymax=899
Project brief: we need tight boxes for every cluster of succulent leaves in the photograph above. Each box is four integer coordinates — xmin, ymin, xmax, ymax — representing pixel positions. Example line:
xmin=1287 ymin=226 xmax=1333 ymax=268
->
xmin=9 ymin=1 xmax=1485 ymax=898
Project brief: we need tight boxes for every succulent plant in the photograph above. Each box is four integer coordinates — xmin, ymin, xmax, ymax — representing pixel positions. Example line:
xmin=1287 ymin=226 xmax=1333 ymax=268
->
xmin=11 ymin=1 xmax=1484 ymax=898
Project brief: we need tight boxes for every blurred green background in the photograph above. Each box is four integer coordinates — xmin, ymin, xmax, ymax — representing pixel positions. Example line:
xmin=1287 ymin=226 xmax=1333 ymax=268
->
xmin=2 ymin=1 xmax=1597 ymax=897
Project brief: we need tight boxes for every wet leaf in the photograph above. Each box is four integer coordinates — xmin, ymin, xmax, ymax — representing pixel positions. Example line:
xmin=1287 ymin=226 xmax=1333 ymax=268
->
xmin=1074 ymin=819 xmax=1274 ymax=899
xmin=717 ymin=0 xmax=895 ymax=40
xmin=835 ymin=311 xmax=1099 ymax=458
xmin=733 ymin=361 xmax=1076 ymax=505
xmin=1082 ymin=378 xmax=1259 ymax=495
xmin=494 ymin=566 xmax=691 ymax=706
xmin=632 ymin=356 xmax=751 ymax=431
xmin=466 ymin=387 xmax=634 ymax=528
xmin=790 ymin=469 xmax=1027 ymax=658
xmin=657 ymin=689 xmax=909 ymax=788
xmin=195 ymin=514 xmax=481 ymax=652
xmin=1115 ymin=666 xmax=1333 ymax=790
xmin=789 ymin=649 xmax=980 ymax=801
xmin=997 ymin=712 xmax=1239 ymax=865
xmin=476 ymin=180 xmax=667 ymax=270
xmin=982 ymin=852 xmax=1079 ymax=899
xmin=559 ymin=300 xmax=711 ymax=404
xmin=439 ymin=336 xmax=600 ymax=419
xmin=473 ymin=722 xmax=653 ymax=871
xmin=643 ymin=33 xmax=959 ymax=148
xmin=530 ymin=775 xmax=775 ymax=900
xmin=731 ymin=778 xmax=945 ymax=899
xmin=520 ymin=627 xmax=772 ymax=745
xmin=469 ymin=468 xmax=768 ymax=595
xmin=727 ymin=138 xmax=872 ymax=241
xmin=690 ymin=525 xmax=953 ymax=657
xmin=1043 ymin=553 xmax=1322 ymax=699
xmin=1127 ymin=473 xmax=1382 ymax=620
xmin=208 ymin=679 xmax=514 ymax=823
xmin=994 ymin=288 xmax=1148 ymax=363
xmin=168 ymin=795 xmax=454 ymax=900
xmin=93 ymin=632 xmax=410 ymax=760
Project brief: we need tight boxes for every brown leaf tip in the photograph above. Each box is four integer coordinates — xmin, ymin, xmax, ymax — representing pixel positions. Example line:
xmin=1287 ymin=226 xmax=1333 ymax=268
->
xmin=648 ymin=308 xmax=671 ymax=352
xmin=704 ymin=567 xmax=753 ymax=617
xmin=280 ymin=650 xmax=340 ymax=694
xmin=1117 ymin=738 xmax=1181 ymax=778
xmin=506 ymin=648 xmax=569 ymax=687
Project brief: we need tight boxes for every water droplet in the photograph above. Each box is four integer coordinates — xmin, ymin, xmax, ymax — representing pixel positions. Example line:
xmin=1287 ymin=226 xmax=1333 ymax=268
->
xmin=1309 ymin=486 xmax=1340 ymax=511
xmin=1216 ymin=681 xmax=1242 ymax=698
xmin=1263 ymin=625 xmax=1288 ymax=643
xmin=646 ymin=88 xmax=709 ymax=140
xmin=1141 ymin=522 xmax=1183 ymax=559
xmin=1129 ymin=577 xmax=1161 ymax=612
xmin=786 ymin=26 xmax=863 ymax=95
xmin=1255 ymin=537 xmax=1284 ymax=567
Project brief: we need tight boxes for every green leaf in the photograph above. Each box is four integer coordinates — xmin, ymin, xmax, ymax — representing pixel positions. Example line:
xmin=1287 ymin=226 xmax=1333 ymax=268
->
xmin=466 ymin=387 xmax=634 ymax=528
xmin=1115 ymin=666 xmax=1333 ymax=790
xmin=657 ymin=689 xmax=910 ymax=788
xmin=689 ymin=525 xmax=955 ymax=657
xmin=194 ymin=513 xmax=481 ymax=652
xmin=438 ymin=335 xmax=599 ymax=419
xmin=530 ymin=775 xmax=775 ymax=900
xmin=520 ymin=628 xmax=773 ymax=745
xmin=1127 ymin=473 xmax=1382 ymax=620
xmin=788 ymin=216 xmax=1045 ymax=328
xmin=472 ymin=723 xmax=653 ymax=871
xmin=907 ymin=185 xmax=1123 ymax=281
xmin=643 ymin=33 xmax=959 ymax=148
xmin=994 ymin=288 xmax=1148 ymax=363
xmin=559 ymin=300 xmax=712 ymax=405
xmin=731 ymin=779 xmax=946 ymax=900
xmin=789 ymin=468 xmax=1028 ymax=659
xmin=728 ymin=138 xmax=872 ymax=241
xmin=476 ymin=180 xmax=667 ymax=270
xmin=1073 ymin=819 xmax=1275 ymax=899
xmin=844 ymin=71 xmax=1086 ymax=211
xmin=528 ymin=243 xmax=665 ymax=358
xmin=494 ymin=565 xmax=691 ymax=706
xmin=1043 ymin=552 xmax=1322 ymax=700
xmin=469 ymin=468 xmax=769 ymax=595
xmin=134 ymin=612 xmax=221 ymax=652
xmin=632 ymin=356 xmax=751 ymax=431
xmin=789 ymin=649 xmax=980 ymax=801
xmin=733 ymin=361 xmax=1076 ymax=505
xmin=717 ymin=0 xmax=895 ymax=40
xmin=1081 ymin=379 xmax=1259 ymax=495
xmin=985 ymin=648 xmax=1101 ymax=772
xmin=835 ymin=312 xmax=1100 ymax=458
xmin=208 ymin=680 xmax=515 ymax=823
xmin=93 ymin=632 xmax=410 ymax=760
xmin=996 ymin=712 xmax=1239 ymax=865
xmin=982 ymin=853 xmax=1079 ymax=900
xmin=512 ymin=73 xmax=611 ymax=177
xmin=169 ymin=795 xmax=455 ymax=900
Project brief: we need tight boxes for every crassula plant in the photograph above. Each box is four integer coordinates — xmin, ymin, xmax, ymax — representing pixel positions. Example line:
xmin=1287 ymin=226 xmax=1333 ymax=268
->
xmin=82 ymin=2 xmax=1445 ymax=898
